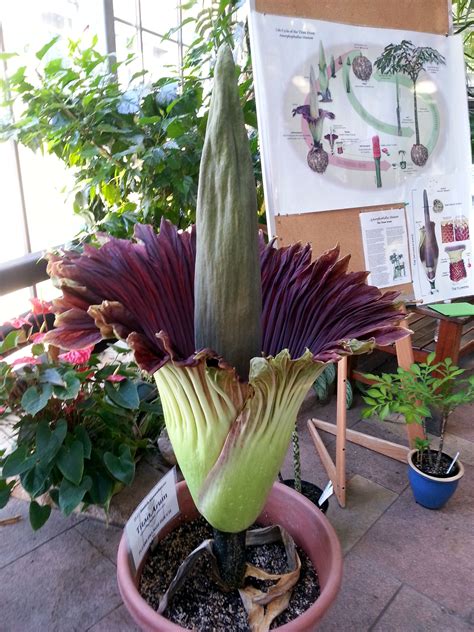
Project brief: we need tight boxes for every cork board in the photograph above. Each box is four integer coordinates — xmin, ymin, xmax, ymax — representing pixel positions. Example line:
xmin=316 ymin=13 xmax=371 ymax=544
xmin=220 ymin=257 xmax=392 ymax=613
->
xmin=254 ymin=0 xmax=450 ymax=299
xmin=255 ymin=0 xmax=450 ymax=35
xmin=275 ymin=204 xmax=414 ymax=298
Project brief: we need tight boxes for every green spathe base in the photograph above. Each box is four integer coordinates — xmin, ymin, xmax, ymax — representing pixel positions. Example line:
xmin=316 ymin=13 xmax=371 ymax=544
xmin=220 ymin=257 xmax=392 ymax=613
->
xmin=154 ymin=350 xmax=325 ymax=532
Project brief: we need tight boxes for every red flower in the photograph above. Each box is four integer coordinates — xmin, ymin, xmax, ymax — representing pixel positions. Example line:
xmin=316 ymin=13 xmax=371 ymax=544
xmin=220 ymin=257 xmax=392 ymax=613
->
xmin=3 ymin=315 xmax=32 ymax=329
xmin=30 ymin=298 xmax=53 ymax=315
xmin=106 ymin=374 xmax=126 ymax=382
xmin=59 ymin=346 xmax=94 ymax=365
xmin=11 ymin=356 xmax=42 ymax=367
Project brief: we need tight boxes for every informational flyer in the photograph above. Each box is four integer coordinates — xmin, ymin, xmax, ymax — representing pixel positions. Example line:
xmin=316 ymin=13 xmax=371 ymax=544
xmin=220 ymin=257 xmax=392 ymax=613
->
xmin=360 ymin=209 xmax=412 ymax=288
xmin=407 ymin=176 xmax=474 ymax=302
xmin=248 ymin=7 xmax=473 ymax=302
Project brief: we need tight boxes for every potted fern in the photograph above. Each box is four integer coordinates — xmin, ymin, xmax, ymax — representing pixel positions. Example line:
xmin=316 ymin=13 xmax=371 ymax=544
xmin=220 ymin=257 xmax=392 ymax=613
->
xmin=45 ymin=45 xmax=407 ymax=630
xmin=363 ymin=353 xmax=474 ymax=509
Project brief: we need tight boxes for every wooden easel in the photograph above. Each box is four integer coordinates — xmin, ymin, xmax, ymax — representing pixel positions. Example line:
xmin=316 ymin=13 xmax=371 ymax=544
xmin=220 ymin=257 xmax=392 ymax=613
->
xmin=307 ymin=318 xmax=424 ymax=507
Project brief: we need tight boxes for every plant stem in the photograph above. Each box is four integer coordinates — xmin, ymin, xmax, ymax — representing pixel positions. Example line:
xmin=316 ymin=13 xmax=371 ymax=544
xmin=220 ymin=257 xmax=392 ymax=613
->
xmin=435 ymin=413 xmax=449 ymax=474
xmin=212 ymin=528 xmax=247 ymax=590
xmin=413 ymin=80 xmax=420 ymax=145
xmin=292 ymin=429 xmax=302 ymax=493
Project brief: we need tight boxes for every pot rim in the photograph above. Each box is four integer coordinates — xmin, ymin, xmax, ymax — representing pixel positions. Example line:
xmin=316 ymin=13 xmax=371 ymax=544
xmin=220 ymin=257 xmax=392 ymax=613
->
xmin=117 ymin=480 xmax=342 ymax=632
xmin=407 ymin=449 xmax=464 ymax=483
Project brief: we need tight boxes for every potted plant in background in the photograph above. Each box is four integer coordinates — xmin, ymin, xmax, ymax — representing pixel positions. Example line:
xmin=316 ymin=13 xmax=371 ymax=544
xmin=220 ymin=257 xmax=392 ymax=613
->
xmin=362 ymin=353 xmax=474 ymax=509
xmin=43 ymin=45 xmax=408 ymax=631
xmin=0 ymin=315 xmax=163 ymax=529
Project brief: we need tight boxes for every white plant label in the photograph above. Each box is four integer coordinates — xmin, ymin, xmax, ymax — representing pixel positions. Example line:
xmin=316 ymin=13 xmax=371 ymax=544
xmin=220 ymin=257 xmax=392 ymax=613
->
xmin=125 ymin=467 xmax=179 ymax=569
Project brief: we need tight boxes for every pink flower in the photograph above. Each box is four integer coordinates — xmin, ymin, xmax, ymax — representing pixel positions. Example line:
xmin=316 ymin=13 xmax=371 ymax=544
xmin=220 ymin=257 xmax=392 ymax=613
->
xmin=106 ymin=374 xmax=126 ymax=382
xmin=30 ymin=298 xmax=53 ymax=315
xmin=3 ymin=315 xmax=32 ymax=329
xmin=0 ymin=406 xmax=6 ymax=414
xmin=59 ymin=346 xmax=94 ymax=365
xmin=11 ymin=356 xmax=42 ymax=367
xmin=30 ymin=332 xmax=46 ymax=343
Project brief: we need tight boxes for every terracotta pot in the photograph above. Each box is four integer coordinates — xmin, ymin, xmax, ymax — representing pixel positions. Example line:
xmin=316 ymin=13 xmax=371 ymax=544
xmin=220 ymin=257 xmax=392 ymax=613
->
xmin=117 ymin=481 xmax=342 ymax=632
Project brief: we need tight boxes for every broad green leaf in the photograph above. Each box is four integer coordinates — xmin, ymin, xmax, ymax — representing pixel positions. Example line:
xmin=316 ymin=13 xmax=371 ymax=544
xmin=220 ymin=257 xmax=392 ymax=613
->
xmin=40 ymin=368 xmax=66 ymax=387
xmin=20 ymin=460 xmax=53 ymax=497
xmin=36 ymin=36 xmax=60 ymax=60
xmin=88 ymin=471 xmax=114 ymax=506
xmin=0 ymin=330 xmax=22 ymax=354
xmin=56 ymin=441 xmax=84 ymax=485
xmin=103 ymin=445 xmax=135 ymax=485
xmin=0 ymin=480 xmax=14 ymax=508
xmin=29 ymin=501 xmax=51 ymax=530
xmin=21 ymin=384 xmax=53 ymax=415
xmin=31 ymin=343 xmax=45 ymax=356
xmin=74 ymin=427 xmax=92 ymax=459
xmin=53 ymin=371 xmax=80 ymax=400
xmin=58 ymin=476 xmax=92 ymax=515
xmin=105 ymin=379 xmax=139 ymax=410
xmin=2 ymin=446 xmax=36 ymax=477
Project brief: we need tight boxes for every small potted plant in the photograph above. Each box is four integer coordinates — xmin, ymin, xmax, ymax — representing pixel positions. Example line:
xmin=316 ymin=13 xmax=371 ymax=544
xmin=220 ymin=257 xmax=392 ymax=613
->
xmin=43 ymin=45 xmax=408 ymax=630
xmin=0 ymin=315 xmax=163 ymax=529
xmin=362 ymin=353 xmax=474 ymax=509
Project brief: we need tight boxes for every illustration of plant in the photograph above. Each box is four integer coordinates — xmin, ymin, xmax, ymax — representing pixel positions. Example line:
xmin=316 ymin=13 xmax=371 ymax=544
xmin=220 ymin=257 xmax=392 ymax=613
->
xmin=375 ymin=41 xmax=445 ymax=166
xmin=330 ymin=54 xmax=336 ymax=78
xmin=419 ymin=189 xmax=439 ymax=293
xmin=293 ymin=64 xmax=335 ymax=173
xmin=352 ymin=51 xmax=373 ymax=81
xmin=318 ymin=41 xmax=332 ymax=102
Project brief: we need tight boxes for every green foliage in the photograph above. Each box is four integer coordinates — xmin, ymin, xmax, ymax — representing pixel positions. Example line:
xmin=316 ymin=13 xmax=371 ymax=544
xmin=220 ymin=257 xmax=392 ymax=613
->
xmin=362 ymin=354 xmax=474 ymax=473
xmin=0 ymin=326 xmax=164 ymax=529
xmin=0 ymin=0 xmax=262 ymax=238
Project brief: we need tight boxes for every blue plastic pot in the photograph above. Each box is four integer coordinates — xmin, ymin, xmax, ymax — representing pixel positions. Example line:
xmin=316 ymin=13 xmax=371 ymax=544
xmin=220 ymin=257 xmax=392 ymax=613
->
xmin=408 ymin=449 xmax=464 ymax=510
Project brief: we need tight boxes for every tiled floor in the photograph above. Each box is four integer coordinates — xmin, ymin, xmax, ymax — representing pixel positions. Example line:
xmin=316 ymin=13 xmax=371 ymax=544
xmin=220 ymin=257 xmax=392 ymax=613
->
xmin=1 ymin=380 xmax=473 ymax=631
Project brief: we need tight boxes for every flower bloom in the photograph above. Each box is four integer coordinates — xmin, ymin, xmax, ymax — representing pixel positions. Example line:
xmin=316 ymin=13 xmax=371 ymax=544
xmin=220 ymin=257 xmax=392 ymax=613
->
xmin=58 ymin=346 xmax=94 ymax=365
xmin=30 ymin=298 xmax=54 ymax=316
xmin=11 ymin=356 xmax=42 ymax=367
xmin=3 ymin=316 xmax=32 ymax=329
xmin=106 ymin=374 xmax=126 ymax=382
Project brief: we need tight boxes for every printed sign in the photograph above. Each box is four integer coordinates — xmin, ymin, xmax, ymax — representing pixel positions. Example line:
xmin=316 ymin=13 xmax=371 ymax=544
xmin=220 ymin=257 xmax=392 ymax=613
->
xmin=125 ymin=467 xmax=179 ymax=569
xmin=360 ymin=208 xmax=412 ymax=288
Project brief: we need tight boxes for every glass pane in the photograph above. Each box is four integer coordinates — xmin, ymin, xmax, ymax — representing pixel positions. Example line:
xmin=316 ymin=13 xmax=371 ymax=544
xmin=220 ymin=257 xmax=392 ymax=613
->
xmin=142 ymin=33 xmax=179 ymax=78
xmin=0 ymin=289 xmax=32 ymax=325
xmin=140 ymin=0 xmax=178 ymax=37
xmin=114 ymin=20 xmax=143 ymax=83
xmin=113 ymin=0 xmax=137 ymax=25
xmin=19 ymin=148 xmax=82 ymax=252
xmin=0 ymin=142 xmax=25 ymax=264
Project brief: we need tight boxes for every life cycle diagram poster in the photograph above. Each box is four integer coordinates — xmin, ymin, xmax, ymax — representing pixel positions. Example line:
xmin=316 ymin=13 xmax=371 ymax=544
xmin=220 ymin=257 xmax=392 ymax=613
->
xmin=249 ymin=10 xmax=473 ymax=301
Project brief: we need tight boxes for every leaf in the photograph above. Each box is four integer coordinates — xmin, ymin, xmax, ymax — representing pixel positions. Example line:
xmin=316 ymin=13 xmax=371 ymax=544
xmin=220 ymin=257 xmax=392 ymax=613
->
xmin=53 ymin=372 xmax=80 ymax=400
xmin=0 ymin=52 xmax=18 ymax=61
xmin=0 ymin=480 xmax=14 ymax=508
xmin=21 ymin=384 xmax=53 ymax=415
xmin=2 ymin=446 xmax=36 ymax=477
xmin=56 ymin=441 xmax=84 ymax=485
xmin=36 ymin=36 xmax=60 ymax=60
xmin=104 ymin=445 xmax=135 ymax=485
xmin=0 ymin=330 xmax=22 ymax=354
xmin=40 ymin=368 xmax=66 ymax=387
xmin=74 ymin=427 xmax=92 ymax=459
xmin=105 ymin=379 xmax=139 ymax=410
xmin=29 ymin=501 xmax=51 ymax=530
xmin=20 ymin=461 xmax=53 ymax=497
xmin=88 ymin=471 xmax=114 ymax=506
xmin=58 ymin=476 xmax=92 ymax=516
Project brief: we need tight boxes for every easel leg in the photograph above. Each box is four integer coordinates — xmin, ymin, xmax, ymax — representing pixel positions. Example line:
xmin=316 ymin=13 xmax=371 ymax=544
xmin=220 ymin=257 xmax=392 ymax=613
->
xmin=395 ymin=319 xmax=425 ymax=447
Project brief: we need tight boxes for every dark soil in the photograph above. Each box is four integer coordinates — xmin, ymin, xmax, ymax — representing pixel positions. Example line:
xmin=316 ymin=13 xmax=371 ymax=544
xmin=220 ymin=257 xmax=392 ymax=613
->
xmin=140 ymin=517 xmax=320 ymax=631
xmin=414 ymin=451 xmax=459 ymax=478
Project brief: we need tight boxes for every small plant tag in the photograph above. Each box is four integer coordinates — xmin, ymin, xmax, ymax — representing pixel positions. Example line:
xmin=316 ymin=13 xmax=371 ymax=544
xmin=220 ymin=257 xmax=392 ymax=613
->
xmin=125 ymin=467 xmax=179 ymax=569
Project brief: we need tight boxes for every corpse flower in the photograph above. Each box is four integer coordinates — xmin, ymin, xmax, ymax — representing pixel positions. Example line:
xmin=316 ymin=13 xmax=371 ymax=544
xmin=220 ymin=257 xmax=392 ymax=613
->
xmin=46 ymin=46 xmax=407 ymax=595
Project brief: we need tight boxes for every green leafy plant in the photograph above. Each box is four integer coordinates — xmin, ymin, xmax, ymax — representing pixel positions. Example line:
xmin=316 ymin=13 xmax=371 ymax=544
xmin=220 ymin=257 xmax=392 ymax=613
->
xmin=362 ymin=353 xmax=474 ymax=476
xmin=0 ymin=311 xmax=163 ymax=529
xmin=0 ymin=0 xmax=261 ymax=238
